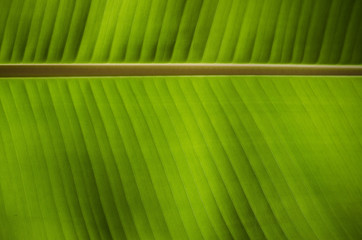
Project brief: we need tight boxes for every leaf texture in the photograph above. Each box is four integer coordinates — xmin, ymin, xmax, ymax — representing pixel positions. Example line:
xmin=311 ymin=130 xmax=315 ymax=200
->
xmin=0 ymin=0 xmax=361 ymax=63
xmin=0 ymin=76 xmax=361 ymax=239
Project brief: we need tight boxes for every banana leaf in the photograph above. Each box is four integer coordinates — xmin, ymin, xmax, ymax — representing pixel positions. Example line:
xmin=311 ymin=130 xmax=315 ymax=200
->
xmin=0 ymin=0 xmax=361 ymax=63
xmin=0 ymin=0 xmax=362 ymax=239
xmin=0 ymin=76 xmax=361 ymax=239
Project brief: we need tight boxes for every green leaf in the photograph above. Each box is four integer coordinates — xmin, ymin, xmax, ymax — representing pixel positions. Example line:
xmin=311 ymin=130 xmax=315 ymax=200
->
xmin=0 ymin=0 xmax=361 ymax=63
xmin=0 ymin=76 xmax=361 ymax=239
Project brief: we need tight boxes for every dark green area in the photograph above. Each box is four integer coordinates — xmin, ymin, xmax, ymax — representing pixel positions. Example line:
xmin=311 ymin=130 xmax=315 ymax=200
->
xmin=0 ymin=0 xmax=361 ymax=63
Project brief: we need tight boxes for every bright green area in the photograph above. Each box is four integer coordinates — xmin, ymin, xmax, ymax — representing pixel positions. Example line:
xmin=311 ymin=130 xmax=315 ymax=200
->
xmin=0 ymin=0 xmax=361 ymax=63
xmin=0 ymin=76 xmax=361 ymax=239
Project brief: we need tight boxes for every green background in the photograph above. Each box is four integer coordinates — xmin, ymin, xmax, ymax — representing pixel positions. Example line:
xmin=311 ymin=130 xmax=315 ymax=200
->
xmin=0 ymin=0 xmax=361 ymax=63
xmin=1 ymin=0 xmax=362 ymax=239
xmin=0 ymin=76 xmax=361 ymax=239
